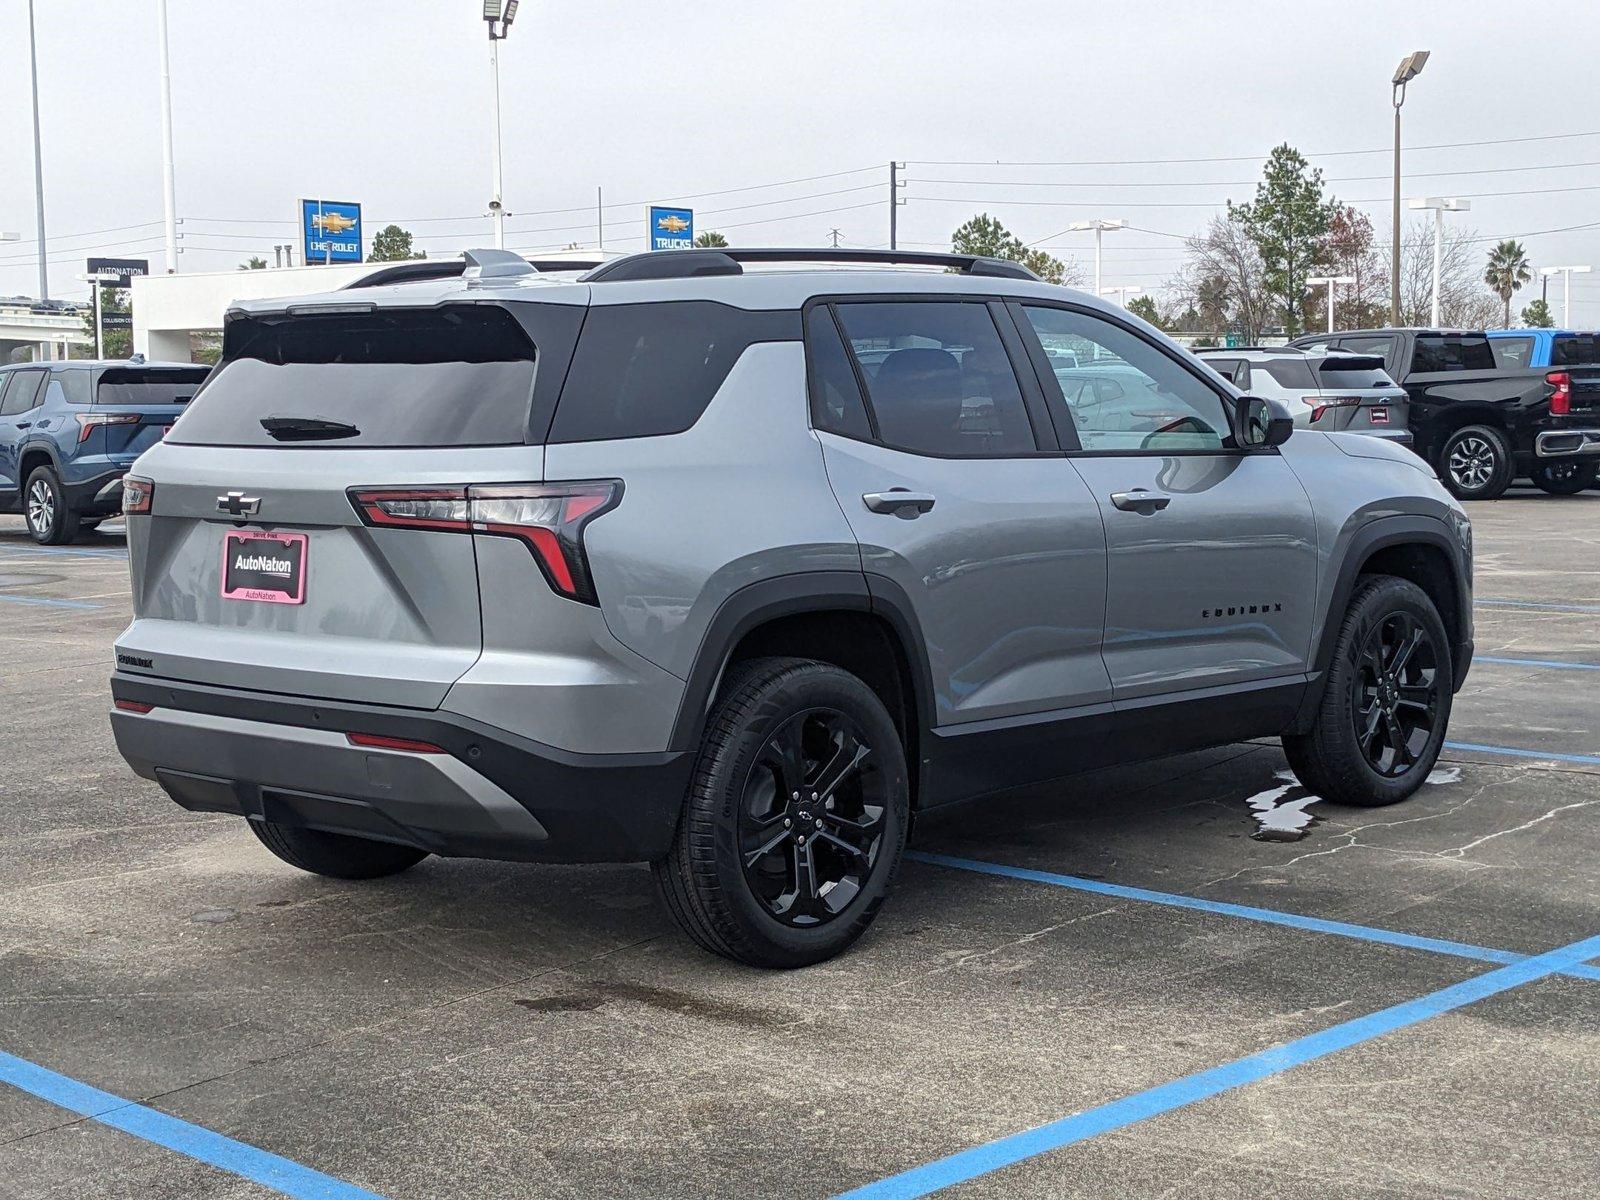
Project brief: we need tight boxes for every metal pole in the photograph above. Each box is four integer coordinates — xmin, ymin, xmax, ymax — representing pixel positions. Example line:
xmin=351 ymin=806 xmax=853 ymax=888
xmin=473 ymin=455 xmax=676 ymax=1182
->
xmin=1391 ymin=97 xmax=1402 ymax=326
xmin=26 ymin=0 xmax=49 ymax=301
xmin=93 ymin=284 xmax=103 ymax=359
xmin=597 ymin=186 xmax=603 ymax=251
xmin=490 ymin=34 xmax=505 ymax=249
xmin=157 ymin=0 xmax=179 ymax=273
xmin=1328 ymin=281 xmax=1335 ymax=333
xmin=888 ymin=162 xmax=897 ymax=250
xmin=1093 ymin=226 xmax=1103 ymax=298
xmin=1430 ymin=206 xmax=1443 ymax=328
xmin=1564 ymin=269 xmax=1572 ymax=328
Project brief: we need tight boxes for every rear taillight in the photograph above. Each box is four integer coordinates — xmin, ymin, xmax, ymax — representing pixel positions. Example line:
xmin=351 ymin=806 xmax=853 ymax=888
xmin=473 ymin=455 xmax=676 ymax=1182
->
xmin=348 ymin=480 xmax=621 ymax=604
xmin=122 ymin=475 xmax=155 ymax=514
xmin=346 ymin=732 xmax=446 ymax=754
xmin=75 ymin=412 xmax=140 ymax=443
xmin=1308 ymin=396 xmax=1361 ymax=423
xmin=1546 ymin=370 xmax=1572 ymax=415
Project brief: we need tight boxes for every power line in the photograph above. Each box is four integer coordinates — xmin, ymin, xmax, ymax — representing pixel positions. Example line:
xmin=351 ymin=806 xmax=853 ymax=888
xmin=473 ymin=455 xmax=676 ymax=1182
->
xmin=910 ymin=158 xmax=1600 ymax=190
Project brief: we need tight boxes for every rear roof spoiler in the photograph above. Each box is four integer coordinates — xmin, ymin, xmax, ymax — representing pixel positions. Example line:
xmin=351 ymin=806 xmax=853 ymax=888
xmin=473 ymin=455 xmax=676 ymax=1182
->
xmin=580 ymin=247 xmax=1040 ymax=284
xmin=343 ymin=252 xmax=604 ymax=290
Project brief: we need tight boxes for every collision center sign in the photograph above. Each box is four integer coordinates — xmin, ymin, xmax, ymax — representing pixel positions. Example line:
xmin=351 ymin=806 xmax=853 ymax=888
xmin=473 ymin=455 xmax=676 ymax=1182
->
xmin=648 ymin=205 xmax=694 ymax=251
xmin=299 ymin=199 xmax=363 ymax=264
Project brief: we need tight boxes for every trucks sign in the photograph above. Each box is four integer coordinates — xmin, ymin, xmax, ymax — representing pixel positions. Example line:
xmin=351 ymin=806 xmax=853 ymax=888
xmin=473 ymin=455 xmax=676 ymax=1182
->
xmin=299 ymin=199 xmax=363 ymax=264
xmin=648 ymin=205 xmax=694 ymax=251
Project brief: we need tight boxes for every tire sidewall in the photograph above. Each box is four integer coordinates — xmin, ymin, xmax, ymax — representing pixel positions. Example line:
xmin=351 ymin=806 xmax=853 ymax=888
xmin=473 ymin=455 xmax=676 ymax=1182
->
xmin=703 ymin=666 xmax=908 ymax=963
xmin=25 ymin=467 xmax=60 ymax=543
xmin=1328 ymin=580 xmax=1453 ymax=802
xmin=1439 ymin=426 xmax=1510 ymax=501
xmin=1533 ymin=460 xmax=1597 ymax=495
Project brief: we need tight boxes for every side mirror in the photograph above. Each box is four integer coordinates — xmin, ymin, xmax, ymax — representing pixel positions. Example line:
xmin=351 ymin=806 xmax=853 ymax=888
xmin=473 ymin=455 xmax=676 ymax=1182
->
xmin=1235 ymin=396 xmax=1293 ymax=448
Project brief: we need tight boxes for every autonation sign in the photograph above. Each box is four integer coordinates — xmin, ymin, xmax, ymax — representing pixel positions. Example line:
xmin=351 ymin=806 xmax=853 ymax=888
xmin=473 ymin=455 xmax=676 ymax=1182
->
xmin=299 ymin=198 xmax=363 ymax=264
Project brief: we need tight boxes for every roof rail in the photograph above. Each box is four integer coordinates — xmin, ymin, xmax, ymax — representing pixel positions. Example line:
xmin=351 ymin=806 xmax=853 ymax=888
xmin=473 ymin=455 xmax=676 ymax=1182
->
xmin=344 ymin=253 xmax=604 ymax=290
xmin=581 ymin=247 xmax=1040 ymax=284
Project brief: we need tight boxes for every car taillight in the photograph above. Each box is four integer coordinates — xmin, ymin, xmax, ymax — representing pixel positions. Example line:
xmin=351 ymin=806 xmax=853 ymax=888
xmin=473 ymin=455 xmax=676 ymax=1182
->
xmin=1308 ymin=396 xmax=1361 ymax=423
xmin=122 ymin=475 xmax=155 ymax=514
xmin=75 ymin=412 xmax=141 ymax=443
xmin=1546 ymin=370 xmax=1572 ymax=415
xmin=348 ymin=480 xmax=621 ymax=604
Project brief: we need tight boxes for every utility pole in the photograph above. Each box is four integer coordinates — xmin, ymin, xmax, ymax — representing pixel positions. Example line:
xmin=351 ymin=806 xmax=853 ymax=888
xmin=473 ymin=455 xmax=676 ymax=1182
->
xmin=1541 ymin=266 xmax=1591 ymax=327
xmin=157 ymin=0 xmax=179 ymax=273
xmin=484 ymin=1 xmax=520 ymax=250
xmin=597 ymin=186 xmax=603 ymax=251
xmin=26 ymin=0 xmax=49 ymax=302
xmin=1308 ymin=275 xmax=1356 ymax=333
xmin=1390 ymin=52 xmax=1429 ymax=326
xmin=1067 ymin=218 xmax=1127 ymax=298
xmin=888 ymin=162 xmax=904 ymax=250
xmin=1409 ymin=197 xmax=1468 ymax=327
xmin=829 ymin=228 xmax=841 ymax=248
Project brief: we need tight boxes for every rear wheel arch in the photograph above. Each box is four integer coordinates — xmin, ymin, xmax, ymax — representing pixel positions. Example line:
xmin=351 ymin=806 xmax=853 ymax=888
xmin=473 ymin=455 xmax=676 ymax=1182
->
xmin=17 ymin=444 xmax=58 ymax=486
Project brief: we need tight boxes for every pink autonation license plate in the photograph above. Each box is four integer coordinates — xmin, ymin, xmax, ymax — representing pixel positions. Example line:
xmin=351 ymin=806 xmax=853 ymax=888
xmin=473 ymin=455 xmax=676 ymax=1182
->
xmin=220 ymin=530 xmax=308 ymax=605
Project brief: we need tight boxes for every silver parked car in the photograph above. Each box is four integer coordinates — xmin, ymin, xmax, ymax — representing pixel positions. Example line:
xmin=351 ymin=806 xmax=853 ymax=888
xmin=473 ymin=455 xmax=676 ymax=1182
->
xmin=109 ymin=248 xmax=1472 ymax=967
xmin=1197 ymin=347 xmax=1411 ymax=444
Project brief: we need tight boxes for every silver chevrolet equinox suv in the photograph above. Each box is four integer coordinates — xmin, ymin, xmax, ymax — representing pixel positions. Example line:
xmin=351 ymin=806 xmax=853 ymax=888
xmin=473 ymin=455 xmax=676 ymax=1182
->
xmin=110 ymin=247 xmax=1474 ymax=968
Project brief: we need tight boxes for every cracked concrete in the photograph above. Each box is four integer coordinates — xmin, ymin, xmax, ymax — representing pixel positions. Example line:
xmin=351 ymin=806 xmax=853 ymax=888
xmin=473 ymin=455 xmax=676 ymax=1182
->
xmin=1 ymin=491 xmax=1598 ymax=1199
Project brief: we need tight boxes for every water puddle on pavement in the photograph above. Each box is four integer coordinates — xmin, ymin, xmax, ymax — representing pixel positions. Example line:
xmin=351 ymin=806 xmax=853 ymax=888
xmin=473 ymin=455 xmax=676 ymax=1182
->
xmin=1245 ymin=766 xmax=1461 ymax=842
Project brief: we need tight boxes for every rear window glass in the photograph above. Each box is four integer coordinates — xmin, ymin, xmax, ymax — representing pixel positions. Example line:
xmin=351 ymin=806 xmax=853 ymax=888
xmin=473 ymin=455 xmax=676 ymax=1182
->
xmin=549 ymin=301 xmax=796 ymax=443
xmin=96 ymin=368 xmax=207 ymax=406
xmin=1411 ymin=335 xmax=1495 ymax=373
xmin=1316 ymin=356 xmax=1392 ymax=390
xmin=170 ymin=306 xmax=537 ymax=448
xmin=1256 ymin=359 xmax=1317 ymax=390
xmin=1551 ymin=334 xmax=1600 ymax=366
xmin=1489 ymin=337 xmax=1535 ymax=369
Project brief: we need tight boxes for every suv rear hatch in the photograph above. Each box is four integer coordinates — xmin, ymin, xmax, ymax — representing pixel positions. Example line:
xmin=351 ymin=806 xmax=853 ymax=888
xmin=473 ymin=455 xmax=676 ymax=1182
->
xmin=1310 ymin=355 xmax=1408 ymax=433
xmin=82 ymin=366 xmax=209 ymax=458
xmin=118 ymin=300 xmax=585 ymax=709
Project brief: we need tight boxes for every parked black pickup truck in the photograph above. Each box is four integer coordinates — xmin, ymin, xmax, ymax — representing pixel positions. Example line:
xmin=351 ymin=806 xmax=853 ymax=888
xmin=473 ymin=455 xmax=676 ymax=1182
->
xmin=1288 ymin=328 xmax=1600 ymax=499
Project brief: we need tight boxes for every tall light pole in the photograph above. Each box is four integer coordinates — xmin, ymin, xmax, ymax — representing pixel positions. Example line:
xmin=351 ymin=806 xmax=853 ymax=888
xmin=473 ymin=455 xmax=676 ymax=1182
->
xmin=1067 ymin=218 xmax=1126 ymax=298
xmin=1540 ymin=266 xmax=1591 ymax=327
xmin=484 ymin=0 xmax=520 ymax=250
xmin=1391 ymin=51 xmax=1429 ymax=327
xmin=1101 ymin=285 xmax=1142 ymax=307
xmin=26 ymin=0 xmax=49 ymax=301
xmin=156 ymin=0 xmax=179 ymax=273
xmin=1409 ymin=197 xmax=1469 ymax=327
xmin=1307 ymin=275 xmax=1356 ymax=333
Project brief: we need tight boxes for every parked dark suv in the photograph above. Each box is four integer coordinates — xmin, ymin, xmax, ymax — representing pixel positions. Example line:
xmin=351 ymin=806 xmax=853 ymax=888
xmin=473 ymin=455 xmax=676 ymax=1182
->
xmin=110 ymin=249 xmax=1473 ymax=967
xmin=0 ymin=358 xmax=209 ymax=543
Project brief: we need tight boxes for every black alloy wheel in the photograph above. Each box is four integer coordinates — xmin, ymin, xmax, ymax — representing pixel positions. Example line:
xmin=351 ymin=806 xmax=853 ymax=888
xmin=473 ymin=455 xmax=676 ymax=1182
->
xmin=1352 ymin=610 xmax=1441 ymax=778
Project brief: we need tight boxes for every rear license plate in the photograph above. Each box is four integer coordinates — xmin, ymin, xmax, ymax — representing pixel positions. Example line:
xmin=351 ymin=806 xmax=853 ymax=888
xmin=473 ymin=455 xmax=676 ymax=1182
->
xmin=221 ymin=530 xmax=307 ymax=605
xmin=1370 ymin=407 xmax=1389 ymax=425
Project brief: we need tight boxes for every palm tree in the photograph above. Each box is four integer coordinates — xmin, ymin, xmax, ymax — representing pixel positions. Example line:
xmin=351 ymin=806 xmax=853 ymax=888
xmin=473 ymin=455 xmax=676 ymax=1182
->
xmin=1484 ymin=239 xmax=1532 ymax=328
xmin=693 ymin=231 xmax=728 ymax=248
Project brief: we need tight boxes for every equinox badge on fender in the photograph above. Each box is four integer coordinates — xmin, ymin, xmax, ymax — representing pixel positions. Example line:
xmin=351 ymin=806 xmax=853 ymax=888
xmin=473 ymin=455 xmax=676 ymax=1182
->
xmin=217 ymin=491 xmax=261 ymax=517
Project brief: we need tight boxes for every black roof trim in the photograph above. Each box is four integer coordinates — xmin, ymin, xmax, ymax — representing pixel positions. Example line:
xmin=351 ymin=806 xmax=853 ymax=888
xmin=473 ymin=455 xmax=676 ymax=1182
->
xmin=581 ymin=247 xmax=1040 ymax=284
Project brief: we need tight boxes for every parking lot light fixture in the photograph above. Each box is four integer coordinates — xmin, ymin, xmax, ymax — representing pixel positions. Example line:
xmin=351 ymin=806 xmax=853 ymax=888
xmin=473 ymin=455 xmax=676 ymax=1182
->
xmin=1307 ymin=274 xmax=1357 ymax=333
xmin=1539 ymin=265 xmax=1591 ymax=327
xmin=482 ymin=0 xmax=521 ymax=249
xmin=1410 ymin=197 xmax=1469 ymax=327
xmin=1391 ymin=51 xmax=1429 ymax=327
xmin=1066 ymin=218 xmax=1127 ymax=298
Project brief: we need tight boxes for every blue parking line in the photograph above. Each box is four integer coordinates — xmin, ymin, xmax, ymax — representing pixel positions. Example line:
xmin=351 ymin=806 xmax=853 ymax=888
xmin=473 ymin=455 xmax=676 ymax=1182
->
xmin=1474 ymin=655 xmax=1600 ymax=671
xmin=1445 ymin=741 xmax=1600 ymax=767
xmin=0 ymin=593 xmax=102 ymax=610
xmin=1477 ymin=598 xmax=1600 ymax=613
xmin=907 ymin=853 xmax=1600 ymax=983
xmin=0 ymin=1050 xmax=388 ymax=1199
xmin=836 ymin=931 xmax=1600 ymax=1199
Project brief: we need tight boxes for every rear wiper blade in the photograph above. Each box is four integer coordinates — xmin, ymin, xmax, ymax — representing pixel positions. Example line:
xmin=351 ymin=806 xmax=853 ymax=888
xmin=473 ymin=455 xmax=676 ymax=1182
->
xmin=260 ymin=415 xmax=360 ymax=441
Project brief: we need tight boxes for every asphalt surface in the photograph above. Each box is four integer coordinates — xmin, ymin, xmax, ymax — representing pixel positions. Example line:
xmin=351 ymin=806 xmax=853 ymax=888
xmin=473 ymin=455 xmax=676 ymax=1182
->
xmin=0 ymin=490 xmax=1596 ymax=1199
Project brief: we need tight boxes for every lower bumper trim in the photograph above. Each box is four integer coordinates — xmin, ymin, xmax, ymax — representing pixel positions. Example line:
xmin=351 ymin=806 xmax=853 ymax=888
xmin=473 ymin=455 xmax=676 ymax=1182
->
xmin=1535 ymin=429 xmax=1600 ymax=458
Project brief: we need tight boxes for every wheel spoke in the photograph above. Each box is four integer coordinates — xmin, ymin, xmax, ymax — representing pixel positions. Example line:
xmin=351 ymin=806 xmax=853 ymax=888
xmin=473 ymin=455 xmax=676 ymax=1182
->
xmin=816 ymin=829 xmax=870 ymax=864
xmin=1384 ymin=713 xmax=1412 ymax=766
xmin=1390 ymin=623 xmax=1423 ymax=676
xmin=743 ymin=827 xmax=791 ymax=869
xmin=1397 ymin=683 xmax=1434 ymax=712
xmin=810 ymin=734 xmax=870 ymax=804
xmin=1357 ymin=702 xmax=1382 ymax=751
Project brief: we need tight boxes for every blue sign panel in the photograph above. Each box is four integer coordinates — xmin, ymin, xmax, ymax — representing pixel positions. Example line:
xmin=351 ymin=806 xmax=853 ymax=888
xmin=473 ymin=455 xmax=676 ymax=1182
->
xmin=299 ymin=199 xmax=363 ymax=264
xmin=648 ymin=205 xmax=694 ymax=251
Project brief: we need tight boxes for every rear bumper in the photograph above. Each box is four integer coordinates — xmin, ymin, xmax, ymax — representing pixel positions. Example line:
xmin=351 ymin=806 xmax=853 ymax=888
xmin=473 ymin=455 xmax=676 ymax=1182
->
xmin=1354 ymin=428 xmax=1413 ymax=446
xmin=1534 ymin=429 xmax=1600 ymax=458
xmin=62 ymin=467 xmax=126 ymax=516
xmin=109 ymin=674 xmax=692 ymax=863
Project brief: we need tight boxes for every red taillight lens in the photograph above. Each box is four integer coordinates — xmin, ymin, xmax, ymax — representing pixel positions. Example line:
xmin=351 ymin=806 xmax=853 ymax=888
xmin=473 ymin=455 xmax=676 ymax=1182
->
xmin=1546 ymin=370 xmax=1572 ymax=415
xmin=346 ymin=732 xmax=446 ymax=754
xmin=122 ymin=475 xmax=155 ymax=515
xmin=75 ymin=412 xmax=141 ymax=443
xmin=1308 ymin=396 xmax=1361 ymax=424
xmin=348 ymin=481 xmax=621 ymax=604
xmin=114 ymin=699 xmax=155 ymax=714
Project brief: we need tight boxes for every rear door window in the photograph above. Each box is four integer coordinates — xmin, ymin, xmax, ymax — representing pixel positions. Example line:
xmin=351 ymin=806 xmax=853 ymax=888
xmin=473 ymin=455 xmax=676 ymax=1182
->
xmin=1489 ymin=336 xmax=1535 ymax=369
xmin=804 ymin=306 xmax=874 ymax=441
xmin=95 ymin=368 xmax=207 ymax=406
xmin=1411 ymin=335 xmax=1495 ymax=374
xmin=171 ymin=306 xmax=543 ymax=448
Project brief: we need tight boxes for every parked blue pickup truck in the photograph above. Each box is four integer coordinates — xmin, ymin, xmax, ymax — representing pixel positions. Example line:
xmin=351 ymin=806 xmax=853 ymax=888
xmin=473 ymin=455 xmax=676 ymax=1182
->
xmin=1486 ymin=329 xmax=1600 ymax=370
xmin=0 ymin=358 xmax=210 ymax=544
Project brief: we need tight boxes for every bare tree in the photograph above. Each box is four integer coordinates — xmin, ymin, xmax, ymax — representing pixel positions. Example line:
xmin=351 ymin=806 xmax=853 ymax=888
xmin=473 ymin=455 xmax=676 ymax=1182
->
xmin=1396 ymin=219 xmax=1501 ymax=328
xmin=1171 ymin=215 xmax=1273 ymax=341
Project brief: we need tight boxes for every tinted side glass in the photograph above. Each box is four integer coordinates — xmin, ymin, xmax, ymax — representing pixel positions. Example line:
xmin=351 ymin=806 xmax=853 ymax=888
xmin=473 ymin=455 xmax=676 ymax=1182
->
xmin=1412 ymin=335 xmax=1495 ymax=373
xmin=833 ymin=301 xmax=1036 ymax=456
xmin=1489 ymin=337 xmax=1535 ymax=369
xmin=1203 ymin=357 xmax=1243 ymax=384
xmin=50 ymin=369 xmax=93 ymax=406
xmin=551 ymin=302 xmax=796 ymax=443
xmin=1021 ymin=306 xmax=1230 ymax=452
xmin=0 ymin=370 xmax=46 ymax=416
xmin=1551 ymin=334 xmax=1600 ymax=366
xmin=96 ymin=368 xmax=206 ymax=406
xmin=1338 ymin=336 xmax=1397 ymax=366
xmin=171 ymin=306 xmax=538 ymax=448
xmin=1258 ymin=359 xmax=1317 ymax=390
xmin=804 ymin=307 xmax=873 ymax=440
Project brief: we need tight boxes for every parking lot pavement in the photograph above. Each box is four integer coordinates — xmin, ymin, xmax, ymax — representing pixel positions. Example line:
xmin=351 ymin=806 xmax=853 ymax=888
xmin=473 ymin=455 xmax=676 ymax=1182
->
xmin=1 ymin=492 xmax=1596 ymax=1200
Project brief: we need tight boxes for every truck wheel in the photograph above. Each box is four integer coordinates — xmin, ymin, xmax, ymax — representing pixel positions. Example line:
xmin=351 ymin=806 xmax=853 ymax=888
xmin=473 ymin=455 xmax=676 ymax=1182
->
xmin=248 ymin=819 xmax=428 ymax=879
xmin=1282 ymin=576 xmax=1453 ymax=807
xmin=23 ymin=465 xmax=81 ymax=545
xmin=1438 ymin=425 xmax=1511 ymax=500
xmin=1531 ymin=460 xmax=1597 ymax=495
xmin=653 ymin=656 xmax=908 ymax=968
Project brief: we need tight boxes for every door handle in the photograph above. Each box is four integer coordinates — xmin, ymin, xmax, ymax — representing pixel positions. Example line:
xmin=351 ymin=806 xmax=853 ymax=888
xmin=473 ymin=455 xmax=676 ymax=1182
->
xmin=1110 ymin=489 xmax=1171 ymax=514
xmin=15 ymin=422 xmax=31 ymax=429
xmin=863 ymin=489 xmax=936 ymax=518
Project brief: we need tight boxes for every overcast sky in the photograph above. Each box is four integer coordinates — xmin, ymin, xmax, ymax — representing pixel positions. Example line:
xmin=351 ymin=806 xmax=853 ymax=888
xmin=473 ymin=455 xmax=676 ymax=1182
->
xmin=6 ymin=0 xmax=1600 ymax=321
